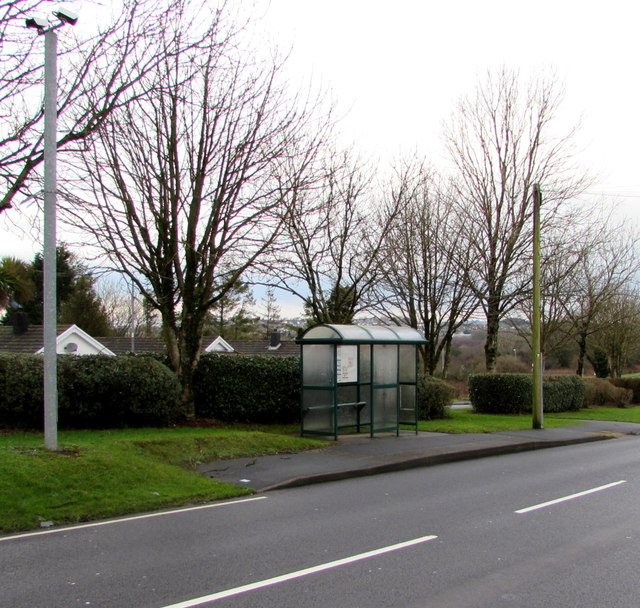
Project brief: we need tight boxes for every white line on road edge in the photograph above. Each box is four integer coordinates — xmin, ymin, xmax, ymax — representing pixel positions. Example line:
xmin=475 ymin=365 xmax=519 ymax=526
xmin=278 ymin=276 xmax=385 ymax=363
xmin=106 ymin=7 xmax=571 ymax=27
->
xmin=160 ymin=534 xmax=439 ymax=608
xmin=515 ymin=480 xmax=627 ymax=514
xmin=0 ymin=496 xmax=267 ymax=542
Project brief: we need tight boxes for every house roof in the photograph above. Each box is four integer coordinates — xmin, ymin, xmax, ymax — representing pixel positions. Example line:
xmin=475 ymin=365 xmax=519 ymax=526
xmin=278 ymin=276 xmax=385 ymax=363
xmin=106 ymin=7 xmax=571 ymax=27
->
xmin=0 ymin=324 xmax=69 ymax=353
xmin=0 ymin=324 xmax=116 ymax=356
xmin=97 ymin=336 xmax=299 ymax=357
xmin=0 ymin=325 xmax=299 ymax=357
xmin=97 ymin=336 xmax=166 ymax=355
xmin=227 ymin=340 xmax=299 ymax=357
xmin=99 ymin=335 xmax=237 ymax=355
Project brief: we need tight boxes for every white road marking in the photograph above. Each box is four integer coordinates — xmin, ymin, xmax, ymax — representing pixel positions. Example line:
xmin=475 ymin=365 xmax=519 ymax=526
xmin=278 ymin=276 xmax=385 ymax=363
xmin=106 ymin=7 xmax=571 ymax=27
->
xmin=515 ymin=480 xmax=627 ymax=514
xmin=0 ymin=496 xmax=266 ymax=542
xmin=159 ymin=534 xmax=439 ymax=608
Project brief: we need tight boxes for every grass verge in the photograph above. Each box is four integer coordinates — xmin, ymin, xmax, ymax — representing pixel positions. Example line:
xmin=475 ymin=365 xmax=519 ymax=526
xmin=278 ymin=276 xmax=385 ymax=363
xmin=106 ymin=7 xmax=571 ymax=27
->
xmin=415 ymin=408 xmax=585 ymax=433
xmin=0 ymin=427 xmax=324 ymax=534
xmin=546 ymin=406 xmax=640 ymax=423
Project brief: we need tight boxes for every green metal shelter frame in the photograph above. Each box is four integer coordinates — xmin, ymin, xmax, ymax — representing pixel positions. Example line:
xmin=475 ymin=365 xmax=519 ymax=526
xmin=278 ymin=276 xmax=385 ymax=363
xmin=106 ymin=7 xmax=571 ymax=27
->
xmin=297 ymin=324 xmax=428 ymax=439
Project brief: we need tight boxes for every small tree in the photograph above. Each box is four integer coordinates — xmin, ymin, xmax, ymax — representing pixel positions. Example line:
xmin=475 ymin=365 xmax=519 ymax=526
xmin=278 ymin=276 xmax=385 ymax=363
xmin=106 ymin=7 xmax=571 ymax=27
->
xmin=261 ymin=286 xmax=281 ymax=338
xmin=304 ymin=284 xmax=357 ymax=325
xmin=59 ymin=274 xmax=111 ymax=336
xmin=0 ymin=245 xmax=106 ymax=327
xmin=0 ymin=256 xmax=34 ymax=308
xmin=590 ymin=291 xmax=640 ymax=378
xmin=206 ymin=282 xmax=256 ymax=339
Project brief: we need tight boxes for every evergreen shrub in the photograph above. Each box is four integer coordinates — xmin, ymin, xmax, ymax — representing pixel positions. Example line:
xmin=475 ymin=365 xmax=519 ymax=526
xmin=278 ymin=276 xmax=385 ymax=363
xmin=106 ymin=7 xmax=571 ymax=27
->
xmin=469 ymin=373 xmax=585 ymax=414
xmin=0 ymin=354 xmax=183 ymax=429
xmin=0 ymin=354 xmax=44 ymax=429
xmin=417 ymin=374 xmax=455 ymax=419
xmin=57 ymin=355 xmax=183 ymax=428
xmin=193 ymin=354 xmax=300 ymax=424
xmin=543 ymin=375 xmax=585 ymax=412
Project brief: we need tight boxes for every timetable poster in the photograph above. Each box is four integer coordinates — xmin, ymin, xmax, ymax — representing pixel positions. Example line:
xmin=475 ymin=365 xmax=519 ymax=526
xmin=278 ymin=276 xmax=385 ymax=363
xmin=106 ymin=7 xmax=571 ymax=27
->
xmin=337 ymin=345 xmax=358 ymax=383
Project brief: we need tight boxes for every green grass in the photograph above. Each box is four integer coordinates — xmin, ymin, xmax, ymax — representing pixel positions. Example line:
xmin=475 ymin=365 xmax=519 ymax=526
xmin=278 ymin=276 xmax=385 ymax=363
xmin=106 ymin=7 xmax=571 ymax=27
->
xmin=415 ymin=405 xmax=640 ymax=433
xmin=414 ymin=408 xmax=585 ymax=433
xmin=418 ymin=409 xmax=580 ymax=433
xmin=0 ymin=427 xmax=324 ymax=534
xmin=546 ymin=406 xmax=640 ymax=423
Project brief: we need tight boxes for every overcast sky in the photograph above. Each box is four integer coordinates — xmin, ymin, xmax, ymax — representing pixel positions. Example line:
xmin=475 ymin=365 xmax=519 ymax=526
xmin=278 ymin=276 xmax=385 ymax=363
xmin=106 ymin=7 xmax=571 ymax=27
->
xmin=2 ymin=0 xmax=639 ymax=314
xmin=255 ymin=0 xmax=640 ymax=195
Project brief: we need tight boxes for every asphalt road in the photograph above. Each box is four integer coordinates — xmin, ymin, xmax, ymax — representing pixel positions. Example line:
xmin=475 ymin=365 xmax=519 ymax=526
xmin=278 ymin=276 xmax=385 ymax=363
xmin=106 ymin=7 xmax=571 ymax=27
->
xmin=3 ymin=436 xmax=640 ymax=607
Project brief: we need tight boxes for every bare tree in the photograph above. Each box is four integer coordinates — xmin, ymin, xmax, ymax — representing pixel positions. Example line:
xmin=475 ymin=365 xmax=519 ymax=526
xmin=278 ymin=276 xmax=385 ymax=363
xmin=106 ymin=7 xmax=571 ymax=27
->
xmin=0 ymin=0 xmax=191 ymax=214
xmin=444 ymin=68 xmax=589 ymax=371
xmin=95 ymin=276 xmax=160 ymax=338
xmin=591 ymin=289 xmax=640 ymax=378
xmin=507 ymin=221 xmax=589 ymax=359
xmin=373 ymin=160 xmax=478 ymax=376
xmin=509 ymin=220 xmax=640 ymax=377
xmin=273 ymin=148 xmax=402 ymax=325
xmin=61 ymin=3 xmax=326 ymax=414
xmin=559 ymin=221 xmax=640 ymax=375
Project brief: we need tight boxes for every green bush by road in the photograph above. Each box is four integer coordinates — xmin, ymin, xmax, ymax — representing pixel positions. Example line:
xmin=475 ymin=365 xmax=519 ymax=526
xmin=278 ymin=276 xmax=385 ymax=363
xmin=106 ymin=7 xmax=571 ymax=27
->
xmin=0 ymin=354 xmax=183 ymax=429
xmin=469 ymin=373 xmax=584 ymax=414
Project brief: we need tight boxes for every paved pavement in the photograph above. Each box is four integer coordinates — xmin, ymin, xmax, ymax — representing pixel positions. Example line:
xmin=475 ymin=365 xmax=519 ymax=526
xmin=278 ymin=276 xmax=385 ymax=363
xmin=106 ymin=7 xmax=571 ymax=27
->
xmin=197 ymin=419 xmax=640 ymax=492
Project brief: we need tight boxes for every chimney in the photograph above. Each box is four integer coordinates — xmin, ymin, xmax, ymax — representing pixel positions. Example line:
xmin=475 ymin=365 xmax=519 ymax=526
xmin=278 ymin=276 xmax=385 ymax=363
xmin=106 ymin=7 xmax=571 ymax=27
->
xmin=13 ymin=311 xmax=29 ymax=336
xmin=268 ymin=330 xmax=281 ymax=350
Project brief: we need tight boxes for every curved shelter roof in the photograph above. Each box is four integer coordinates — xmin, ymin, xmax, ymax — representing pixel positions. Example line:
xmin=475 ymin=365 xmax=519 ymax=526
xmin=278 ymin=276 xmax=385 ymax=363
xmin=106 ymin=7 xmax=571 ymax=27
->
xmin=297 ymin=324 xmax=427 ymax=345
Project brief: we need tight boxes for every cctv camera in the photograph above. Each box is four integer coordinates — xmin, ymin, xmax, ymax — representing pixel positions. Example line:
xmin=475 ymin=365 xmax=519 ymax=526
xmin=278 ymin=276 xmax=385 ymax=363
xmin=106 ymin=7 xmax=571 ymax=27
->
xmin=25 ymin=16 xmax=48 ymax=30
xmin=53 ymin=8 xmax=78 ymax=26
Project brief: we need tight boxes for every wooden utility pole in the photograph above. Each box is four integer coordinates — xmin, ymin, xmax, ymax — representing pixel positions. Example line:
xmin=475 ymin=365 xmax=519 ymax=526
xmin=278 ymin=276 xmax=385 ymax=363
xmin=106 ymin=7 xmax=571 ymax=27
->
xmin=532 ymin=184 xmax=544 ymax=429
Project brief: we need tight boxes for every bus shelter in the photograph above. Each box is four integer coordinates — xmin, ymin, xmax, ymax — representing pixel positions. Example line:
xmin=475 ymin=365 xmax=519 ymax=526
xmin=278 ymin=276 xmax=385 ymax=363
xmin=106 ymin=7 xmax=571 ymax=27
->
xmin=297 ymin=324 xmax=427 ymax=439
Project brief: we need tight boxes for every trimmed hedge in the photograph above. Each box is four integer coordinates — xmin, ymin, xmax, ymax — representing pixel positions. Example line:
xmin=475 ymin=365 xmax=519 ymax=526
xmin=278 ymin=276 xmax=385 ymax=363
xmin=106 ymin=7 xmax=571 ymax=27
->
xmin=0 ymin=354 xmax=45 ymax=429
xmin=193 ymin=354 xmax=300 ymax=424
xmin=58 ymin=355 xmax=183 ymax=428
xmin=469 ymin=373 xmax=585 ymax=414
xmin=0 ymin=354 xmax=183 ymax=430
xmin=417 ymin=375 xmax=455 ymax=420
xmin=543 ymin=375 xmax=586 ymax=412
xmin=468 ymin=373 xmax=530 ymax=415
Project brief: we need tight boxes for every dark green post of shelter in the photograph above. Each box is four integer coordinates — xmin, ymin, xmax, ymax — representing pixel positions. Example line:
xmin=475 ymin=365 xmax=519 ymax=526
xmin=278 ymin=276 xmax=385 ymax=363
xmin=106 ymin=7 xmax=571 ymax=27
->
xmin=296 ymin=324 xmax=428 ymax=440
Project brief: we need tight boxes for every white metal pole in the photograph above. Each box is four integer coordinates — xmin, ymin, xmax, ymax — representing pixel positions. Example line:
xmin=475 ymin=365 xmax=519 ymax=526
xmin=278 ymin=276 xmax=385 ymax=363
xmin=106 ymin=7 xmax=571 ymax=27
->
xmin=43 ymin=28 xmax=58 ymax=451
